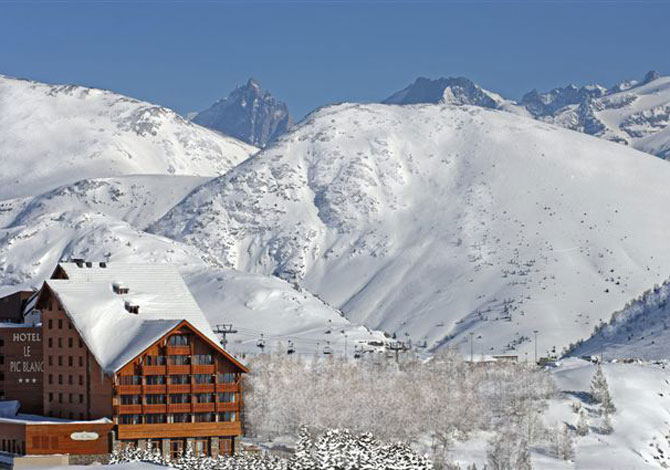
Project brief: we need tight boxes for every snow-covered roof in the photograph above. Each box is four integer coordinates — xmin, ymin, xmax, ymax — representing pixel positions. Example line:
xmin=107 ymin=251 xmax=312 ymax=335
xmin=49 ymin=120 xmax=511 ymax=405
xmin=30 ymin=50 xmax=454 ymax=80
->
xmin=45 ymin=262 xmax=224 ymax=374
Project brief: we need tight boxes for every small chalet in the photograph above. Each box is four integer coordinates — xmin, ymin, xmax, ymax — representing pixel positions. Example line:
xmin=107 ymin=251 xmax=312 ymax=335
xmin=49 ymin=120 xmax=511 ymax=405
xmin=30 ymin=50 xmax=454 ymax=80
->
xmin=0 ymin=261 xmax=247 ymax=465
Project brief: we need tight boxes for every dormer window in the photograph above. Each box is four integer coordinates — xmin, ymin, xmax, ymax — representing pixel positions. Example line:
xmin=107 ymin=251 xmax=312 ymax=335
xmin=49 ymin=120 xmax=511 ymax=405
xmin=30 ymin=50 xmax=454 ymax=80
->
xmin=124 ymin=301 xmax=139 ymax=314
xmin=112 ymin=282 xmax=129 ymax=295
xmin=169 ymin=335 xmax=189 ymax=346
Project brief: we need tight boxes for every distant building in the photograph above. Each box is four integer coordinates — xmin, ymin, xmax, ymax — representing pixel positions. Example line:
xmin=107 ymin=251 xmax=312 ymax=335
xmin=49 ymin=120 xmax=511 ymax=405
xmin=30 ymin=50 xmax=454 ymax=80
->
xmin=0 ymin=291 xmax=35 ymax=323
xmin=0 ymin=262 xmax=247 ymax=465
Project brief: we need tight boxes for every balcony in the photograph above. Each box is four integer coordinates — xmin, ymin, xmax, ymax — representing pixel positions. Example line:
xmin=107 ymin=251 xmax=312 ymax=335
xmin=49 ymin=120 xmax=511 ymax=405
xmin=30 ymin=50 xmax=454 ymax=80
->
xmin=167 ymin=403 xmax=191 ymax=414
xmin=191 ymin=403 xmax=215 ymax=413
xmin=192 ymin=383 xmax=215 ymax=393
xmin=191 ymin=364 xmax=215 ymax=374
xmin=166 ymin=364 xmax=190 ymax=375
xmin=216 ymin=402 xmax=238 ymax=412
xmin=143 ymin=404 xmax=167 ymax=414
xmin=167 ymin=346 xmax=190 ymax=355
xmin=117 ymin=421 xmax=242 ymax=440
xmin=215 ymin=383 xmax=238 ymax=393
xmin=143 ymin=384 xmax=167 ymax=394
xmin=142 ymin=365 xmax=166 ymax=375
xmin=117 ymin=384 xmax=142 ymax=394
xmin=117 ymin=404 xmax=142 ymax=414
xmin=167 ymin=384 xmax=191 ymax=394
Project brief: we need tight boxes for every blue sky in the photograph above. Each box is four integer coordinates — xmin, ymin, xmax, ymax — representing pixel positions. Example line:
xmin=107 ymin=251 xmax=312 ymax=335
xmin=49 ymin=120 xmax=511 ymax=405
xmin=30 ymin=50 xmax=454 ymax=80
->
xmin=1 ymin=1 xmax=668 ymax=118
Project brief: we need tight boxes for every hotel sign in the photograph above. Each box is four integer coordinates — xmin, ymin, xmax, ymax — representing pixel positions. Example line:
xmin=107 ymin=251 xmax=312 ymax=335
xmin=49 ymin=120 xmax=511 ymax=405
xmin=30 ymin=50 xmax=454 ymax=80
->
xmin=8 ymin=331 xmax=44 ymax=374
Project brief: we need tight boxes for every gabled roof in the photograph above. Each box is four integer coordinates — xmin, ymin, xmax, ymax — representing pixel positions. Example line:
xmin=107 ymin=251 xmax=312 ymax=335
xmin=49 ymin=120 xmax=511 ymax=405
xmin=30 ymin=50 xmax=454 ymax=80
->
xmin=39 ymin=262 xmax=246 ymax=374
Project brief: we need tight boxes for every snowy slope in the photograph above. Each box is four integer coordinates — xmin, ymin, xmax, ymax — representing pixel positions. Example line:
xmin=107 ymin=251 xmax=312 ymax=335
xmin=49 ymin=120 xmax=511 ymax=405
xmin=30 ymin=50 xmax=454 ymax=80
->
xmin=0 ymin=75 xmax=257 ymax=199
xmin=152 ymin=103 xmax=670 ymax=356
xmin=0 ymin=175 xmax=382 ymax=355
xmin=568 ymin=279 xmax=670 ymax=361
xmin=544 ymin=359 xmax=670 ymax=469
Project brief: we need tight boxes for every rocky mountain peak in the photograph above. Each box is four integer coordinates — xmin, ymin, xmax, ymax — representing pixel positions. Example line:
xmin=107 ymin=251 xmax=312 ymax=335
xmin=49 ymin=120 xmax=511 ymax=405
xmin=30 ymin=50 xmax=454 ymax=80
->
xmin=193 ymin=78 xmax=293 ymax=148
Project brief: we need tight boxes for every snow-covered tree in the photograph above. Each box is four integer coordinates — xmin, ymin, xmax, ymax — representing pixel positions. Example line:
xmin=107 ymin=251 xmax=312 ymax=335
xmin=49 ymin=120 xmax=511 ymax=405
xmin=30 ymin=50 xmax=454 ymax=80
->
xmin=576 ymin=409 xmax=589 ymax=436
xmin=590 ymin=364 xmax=615 ymax=414
xmin=486 ymin=429 xmax=532 ymax=470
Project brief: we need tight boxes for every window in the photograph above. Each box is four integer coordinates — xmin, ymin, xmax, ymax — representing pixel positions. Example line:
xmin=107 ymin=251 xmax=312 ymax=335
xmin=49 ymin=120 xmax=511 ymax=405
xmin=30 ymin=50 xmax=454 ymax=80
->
xmin=48 ymin=356 xmax=53 ymax=366
xmin=194 ymin=413 xmax=214 ymax=422
xmin=58 ymin=319 xmax=63 ymax=329
xmin=193 ymin=354 xmax=213 ymax=365
xmin=68 ymin=393 xmax=73 ymax=404
xmin=58 ymin=374 xmax=62 ymax=385
xmin=119 ymin=414 xmax=142 ymax=425
xmin=218 ymin=373 xmax=236 ymax=383
xmin=68 ymin=338 xmax=73 ymax=348
xmin=68 ymin=322 xmax=72 ymax=330
xmin=79 ymin=375 xmax=83 ymax=386
xmin=119 ymin=375 xmax=142 ymax=385
xmin=170 ymin=394 xmax=190 ymax=404
xmin=48 ymin=374 xmax=53 ymax=385
xmin=145 ymin=394 xmax=166 ymax=405
xmin=218 ymin=412 xmax=237 ymax=422
xmin=170 ymin=375 xmax=190 ymax=385
xmin=145 ymin=375 xmax=166 ymax=385
xmin=218 ymin=392 xmax=236 ymax=403
xmin=145 ymin=414 xmax=167 ymax=424
xmin=48 ymin=393 xmax=53 ymax=403
xmin=48 ymin=319 xmax=53 ymax=329
xmin=169 ymin=335 xmax=189 ymax=346
xmin=145 ymin=356 xmax=166 ymax=366
xmin=79 ymin=394 xmax=84 ymax=404
xmin=79 ymin=339 xmax=83 ymax=348
xmin=58 ymin=393 xmax=63 ymax=404
xmin=68 ymin=375 xmax=73 ymax=385
xmin=195 ymin=393 xmax=214 ymax=403
xmin=194 ymin=374 xmax=213 ymax=384
xmin=48 ymin=338 xmax=53 ymax=348
xmin=58 ymin=356 xmax=63 ymax=366
xmin=170 ymin=413 xmax=191 ymax=423
xmin=68 ymin=357 xmax=73 ymax=367
xmin=195 ymin=439 xmax=209 ymax=458
xmin=79 ymin=357 xmax=83 ymax=367
xmin=170 ymin=440 xmax=184 ymax=460
xmin=168 ymin=355 xmax=189 ymax=365
xmin=58 ymin=338 xmax=62 ymax=348
xmin=120 ymin=395 xmax=141 ymax=405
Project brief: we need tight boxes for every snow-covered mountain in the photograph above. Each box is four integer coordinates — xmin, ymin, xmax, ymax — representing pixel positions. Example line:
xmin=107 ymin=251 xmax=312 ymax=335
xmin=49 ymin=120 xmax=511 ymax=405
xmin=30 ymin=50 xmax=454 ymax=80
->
xmin=152 ymin=102 xmax=670 ymax=356
xmin=0 ymin=75 xmax=257 ymax=199
xmin=193 ymin=78 xmax=293 ymax=148
xmin=527 ymin=71 xmax=670 ymax=159
xmin=0 ymin=174 xmax=382 ymax=355
xmin=385 ymin=72 xmax=670 ymax=160
xmin=383 ymin=76 xmax=508 ymax=109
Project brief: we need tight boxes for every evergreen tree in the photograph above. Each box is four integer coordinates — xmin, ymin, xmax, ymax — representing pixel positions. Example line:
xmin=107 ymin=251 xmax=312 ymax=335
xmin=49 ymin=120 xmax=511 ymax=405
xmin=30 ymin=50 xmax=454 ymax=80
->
xmin=576 ymin=409 xmax=589 ymax=436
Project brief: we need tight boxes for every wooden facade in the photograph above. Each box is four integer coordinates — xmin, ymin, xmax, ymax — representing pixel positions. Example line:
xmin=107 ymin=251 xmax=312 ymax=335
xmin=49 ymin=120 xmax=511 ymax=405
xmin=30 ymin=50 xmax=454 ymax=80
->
xmin=0 ymin=266 xmax=248 ymax=459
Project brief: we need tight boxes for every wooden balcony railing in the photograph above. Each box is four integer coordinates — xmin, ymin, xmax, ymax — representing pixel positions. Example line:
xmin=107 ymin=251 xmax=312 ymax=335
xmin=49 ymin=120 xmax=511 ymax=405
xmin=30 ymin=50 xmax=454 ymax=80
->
xmin=143 ymin=384 xmax=167 ymax=394
xmin=166 ymin=346 xmax=190 ymax=356
xmin=116 ymin=404 xmax=142 ymax=414
xmin=167 ymin=384 xmax=191 ymax=394
xmin=191 ymin=364 xmax=215 ymax=374
xmin=192 ymin=384 xmax=215 ymax=393
xmin=143 ymin=404 xmax=168 ymax=414
xmin=142 ymin=365 xmax=166 ymax=375
xmin=167 ymin=364 xmax=190 ymax=375
xmin=118 ymin=421 xmax=242 ymax=440
xmin=117 ymin=385 xmax=142 ymax=394
xmin=215 ymin=402 xmax=238 ymax=412
xmin=167 ymin=403 xmax=191 ymax=413
xmin=192 ymin=403 xmax=215 ymax=413
xmin=215 ymin=383 xmax=239 ymax=392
